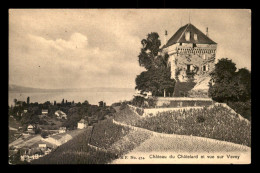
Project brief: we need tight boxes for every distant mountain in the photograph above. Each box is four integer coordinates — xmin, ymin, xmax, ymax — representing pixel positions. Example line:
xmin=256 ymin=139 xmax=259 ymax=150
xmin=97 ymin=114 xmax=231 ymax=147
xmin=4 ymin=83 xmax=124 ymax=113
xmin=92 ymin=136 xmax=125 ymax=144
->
xmin=8 ymin=84 xmax=135 ymax=93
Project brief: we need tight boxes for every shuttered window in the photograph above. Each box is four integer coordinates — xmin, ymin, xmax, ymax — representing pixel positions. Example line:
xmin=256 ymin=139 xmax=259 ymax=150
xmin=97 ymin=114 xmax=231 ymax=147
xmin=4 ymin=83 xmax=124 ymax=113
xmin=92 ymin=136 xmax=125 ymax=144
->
xmin=194 ymin=34 xmax=198 ymax=40
xmin=185 ymin=32 xmax=190 ymax=41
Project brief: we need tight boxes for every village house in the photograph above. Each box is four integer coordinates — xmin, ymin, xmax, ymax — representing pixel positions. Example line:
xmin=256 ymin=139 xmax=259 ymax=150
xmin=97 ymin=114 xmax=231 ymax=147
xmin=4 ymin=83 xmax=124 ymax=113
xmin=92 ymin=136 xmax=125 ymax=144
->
xmin=20 ymin=147 xmax=51 ymax=162
xmin=59 ymin=127 xmax=66 ymax=133
xmin=38 ymin=143 xmax=47 ymax=148
xmin=77 ymin=119 xmax=87 ymax=129
xmin=27 ymin=124 xmax=34 ymax=131
xmin=161 ymin=23 xmax=217 ymax=97
xmin=55 ymin=110 xmax=67 ymax=119
xmin=42 ymin=109 xmax=48 ymax=115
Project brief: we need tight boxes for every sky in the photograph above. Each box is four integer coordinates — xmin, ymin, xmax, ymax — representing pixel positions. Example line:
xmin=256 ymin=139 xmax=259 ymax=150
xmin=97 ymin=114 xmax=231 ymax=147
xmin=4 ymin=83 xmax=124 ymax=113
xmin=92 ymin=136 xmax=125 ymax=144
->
xmin=9 ymin=9 xmax=251 ymax=89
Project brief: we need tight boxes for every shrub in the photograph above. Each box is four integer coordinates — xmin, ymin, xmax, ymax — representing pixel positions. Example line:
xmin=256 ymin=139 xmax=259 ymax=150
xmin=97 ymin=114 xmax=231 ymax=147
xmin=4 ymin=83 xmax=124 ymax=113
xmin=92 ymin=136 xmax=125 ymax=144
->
xmin=136 ymin=107 xmax=144 ymax=116
xmin=197 ymin=115 xmax=206 ymax=123
xmin=119 ymin=102 xmax=127 ymax=110
xmin=227 ymin=101 xmax=251 ymax=121
xmin=41 ymin=131 xmax=49 ymax=138
xmin=132 ymin=96 xmax=145 ymax=107
xmin=145 ymin=97 xmax=157 ymax=108
xmin=35 ymin=128 xmax=42 ymax=134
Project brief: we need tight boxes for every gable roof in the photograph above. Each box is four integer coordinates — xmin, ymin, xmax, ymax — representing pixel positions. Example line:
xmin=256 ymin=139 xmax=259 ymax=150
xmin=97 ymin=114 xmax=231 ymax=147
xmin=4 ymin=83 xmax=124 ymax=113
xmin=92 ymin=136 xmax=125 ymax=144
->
xmin=78 ymin=119 xmax=86 ymax=123
xmin=164 ymin=23 xmax=217 ymax=48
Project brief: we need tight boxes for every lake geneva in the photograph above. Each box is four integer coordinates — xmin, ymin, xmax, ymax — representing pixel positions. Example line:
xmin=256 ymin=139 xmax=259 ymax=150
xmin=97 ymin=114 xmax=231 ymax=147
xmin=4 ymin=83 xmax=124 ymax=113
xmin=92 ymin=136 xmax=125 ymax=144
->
xmin=8 ymin=90 xmax=135 ymax=106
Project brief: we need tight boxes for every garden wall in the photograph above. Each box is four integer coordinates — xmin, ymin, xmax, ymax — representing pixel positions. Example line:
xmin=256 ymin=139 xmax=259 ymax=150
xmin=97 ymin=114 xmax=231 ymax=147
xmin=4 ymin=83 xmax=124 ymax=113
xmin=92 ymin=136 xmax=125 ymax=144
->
xmin=156 ymin=97 xmax=213 ymax=107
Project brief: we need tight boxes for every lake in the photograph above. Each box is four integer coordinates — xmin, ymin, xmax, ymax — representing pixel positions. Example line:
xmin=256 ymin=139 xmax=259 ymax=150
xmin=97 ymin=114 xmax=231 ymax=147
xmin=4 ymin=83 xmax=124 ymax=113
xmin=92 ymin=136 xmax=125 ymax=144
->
xmin=8 ymin=90 xmax=136 ymax=106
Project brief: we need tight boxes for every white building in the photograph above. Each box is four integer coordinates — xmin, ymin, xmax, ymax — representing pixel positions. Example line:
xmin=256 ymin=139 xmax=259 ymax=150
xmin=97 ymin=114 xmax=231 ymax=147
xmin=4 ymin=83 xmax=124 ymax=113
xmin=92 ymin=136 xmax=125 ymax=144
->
xmin=59 ymin=127 xmax=66 ymax=133
xmin=42 ymin=109 xmax=48 ymax=115
xmin=77 ymin=119 xmax=87 ymax=129
xmin=27 ymin=124 xmax=34 ymax=131
xmin=55 ymin=110 xmax=67 ymax=119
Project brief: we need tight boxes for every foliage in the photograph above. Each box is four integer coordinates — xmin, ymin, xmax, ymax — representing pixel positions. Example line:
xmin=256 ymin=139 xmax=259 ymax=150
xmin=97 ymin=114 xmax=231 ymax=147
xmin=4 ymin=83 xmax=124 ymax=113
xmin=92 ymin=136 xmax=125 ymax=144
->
xmin=196 ymin=115 xmax=206 ymax=123
xmin=136 ymin=32 xmax=176 ymax=96
xmin=136 ymin=107 xmax=144 ymax=115
xmin=173 ymin=79 xmax=196 ymax=97
xmin=131 ymin=105 xmax=251 ymax=146
xmin=132 ymin=96 xmax=145 ymax=107
xmin=41 ymin=131 xmax=49 ymax=138
xmin=227 ymin=100 xmax=251 ymax=121
xmin=209 ymin=58 xmax=251 ymax=120
xmin=34 ymin=127 xmax=42 ymax=134
xmin=138 ymin=32 xmax=161 ymax=70
xmin=209 ymin=58 xmax=251 ymax=102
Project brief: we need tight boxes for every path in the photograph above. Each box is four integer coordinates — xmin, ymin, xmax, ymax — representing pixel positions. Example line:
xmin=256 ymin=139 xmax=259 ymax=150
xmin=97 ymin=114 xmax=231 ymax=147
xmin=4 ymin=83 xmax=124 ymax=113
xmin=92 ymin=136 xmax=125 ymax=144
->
xmin=112 ymin=135 xmax=250 ymax=164
xmin=111 ymin=120 xmax=251 ymax=164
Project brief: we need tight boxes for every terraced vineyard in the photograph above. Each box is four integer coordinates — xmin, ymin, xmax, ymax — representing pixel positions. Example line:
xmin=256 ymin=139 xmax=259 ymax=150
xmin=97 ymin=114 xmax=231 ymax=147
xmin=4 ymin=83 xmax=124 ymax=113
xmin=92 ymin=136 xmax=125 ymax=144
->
xmin=130 ymin=105 xmax=251 ymax=146
xmin=31 ymin=119 xmax=151 ymax=164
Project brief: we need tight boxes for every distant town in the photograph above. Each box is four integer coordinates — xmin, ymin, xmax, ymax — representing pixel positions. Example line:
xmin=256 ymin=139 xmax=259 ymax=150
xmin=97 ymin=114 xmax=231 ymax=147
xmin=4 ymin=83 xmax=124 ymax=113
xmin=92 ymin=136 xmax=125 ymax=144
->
xmin=8 ymin=96 xmax=115 ymax=164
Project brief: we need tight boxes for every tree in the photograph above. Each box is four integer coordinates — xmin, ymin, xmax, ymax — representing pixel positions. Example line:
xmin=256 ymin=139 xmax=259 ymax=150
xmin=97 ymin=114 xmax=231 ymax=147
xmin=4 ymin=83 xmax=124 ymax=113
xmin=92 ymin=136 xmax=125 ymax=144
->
xmin=41 ymin=131 xmax=49 ymax=138
xmin=209 ymin=58 xmax=251 ymax=103
xmin=135 ymin=32 xmax=175 ymax=96
xmin=27 ymin=97 xmax=30 ymax=105
xmin=235 ymin=68 xmax=251 ymax=101
xmin=14 ymin=99 xmax=17 ymax=106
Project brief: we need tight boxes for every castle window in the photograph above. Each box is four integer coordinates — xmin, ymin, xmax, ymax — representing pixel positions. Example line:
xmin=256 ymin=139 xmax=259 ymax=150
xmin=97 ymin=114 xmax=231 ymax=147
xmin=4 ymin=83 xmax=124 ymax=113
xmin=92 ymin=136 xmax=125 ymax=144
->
xmin=185 ymin=32 xmax=190 ymax=41
xmin=187 ymin=64 xmax=191 ymax=72
xmin=194 ymin=34 xmax=198 ymax=40
xmin=202 ymin=65 xmax=209 ymax=72
xmin=179 ymin=43 xmax=182 ymax=46
xmin=203 ymin=65 xmax=206 ymax=71
xmin=193 ymin=43 xmax=196 ymax=48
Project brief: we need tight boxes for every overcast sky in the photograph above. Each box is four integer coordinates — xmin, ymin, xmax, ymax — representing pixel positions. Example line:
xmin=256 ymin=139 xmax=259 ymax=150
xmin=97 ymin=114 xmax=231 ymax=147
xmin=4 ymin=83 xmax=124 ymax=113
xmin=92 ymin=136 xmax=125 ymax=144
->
xmin=9 ymin=9 xmax=251 ymax=89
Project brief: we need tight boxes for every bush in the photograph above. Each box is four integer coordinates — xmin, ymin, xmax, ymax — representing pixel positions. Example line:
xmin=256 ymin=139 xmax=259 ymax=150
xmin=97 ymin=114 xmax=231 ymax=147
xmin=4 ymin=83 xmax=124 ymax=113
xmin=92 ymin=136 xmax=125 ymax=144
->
xmin=132 ymin=96 xmax=145 ymax=107
xmin=227 ymin=100 xmax=251 ymax=121
xmin=41 ymin=131 xmax=49 ymax=138
xmin=136 ymin=107 xmax=144 ymax=116
xmin=145 ymin=97 xmax=157 ymax=108
xmin=197 ymin=115 xmax=206 ymax=123
xmin=119 ymin=103 xmax=127 ymax=110
xmin=35 ymin=128 xmax=42 ymax=134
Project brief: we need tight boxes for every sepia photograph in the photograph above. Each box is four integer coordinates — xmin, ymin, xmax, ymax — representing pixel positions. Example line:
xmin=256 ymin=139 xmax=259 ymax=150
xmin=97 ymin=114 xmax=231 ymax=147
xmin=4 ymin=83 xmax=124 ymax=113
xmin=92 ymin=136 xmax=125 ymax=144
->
xmin=8 ymin=9 xmax=251 ymax=164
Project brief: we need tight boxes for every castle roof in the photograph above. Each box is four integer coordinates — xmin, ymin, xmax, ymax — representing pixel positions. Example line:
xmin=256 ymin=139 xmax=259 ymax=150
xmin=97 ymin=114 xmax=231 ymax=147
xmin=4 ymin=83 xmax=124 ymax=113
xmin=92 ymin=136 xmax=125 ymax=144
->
xmin=164 ymin=23 xmax=217 ymax=48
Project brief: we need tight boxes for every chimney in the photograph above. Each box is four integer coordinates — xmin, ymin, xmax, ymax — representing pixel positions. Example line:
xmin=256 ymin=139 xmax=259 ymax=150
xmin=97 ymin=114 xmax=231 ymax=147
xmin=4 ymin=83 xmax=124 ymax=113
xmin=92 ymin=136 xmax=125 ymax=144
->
xmin=206 ymin=27 xmax=209 ymax=37
xmin=164 ymin=30 xmax=168 ymax=45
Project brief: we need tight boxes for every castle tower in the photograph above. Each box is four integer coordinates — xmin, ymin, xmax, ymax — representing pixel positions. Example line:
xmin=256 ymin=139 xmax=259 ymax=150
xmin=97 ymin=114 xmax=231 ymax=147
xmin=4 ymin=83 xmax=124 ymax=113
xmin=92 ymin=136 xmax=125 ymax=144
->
xmin=162 ymin=23 xmax=217 ymax=97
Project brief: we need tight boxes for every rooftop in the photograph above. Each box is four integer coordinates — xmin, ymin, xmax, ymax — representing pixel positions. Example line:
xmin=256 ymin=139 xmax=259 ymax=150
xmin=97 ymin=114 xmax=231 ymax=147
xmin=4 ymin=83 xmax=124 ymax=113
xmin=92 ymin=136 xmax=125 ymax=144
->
xmin=164 ymin=23 xmax=217 ymax=48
